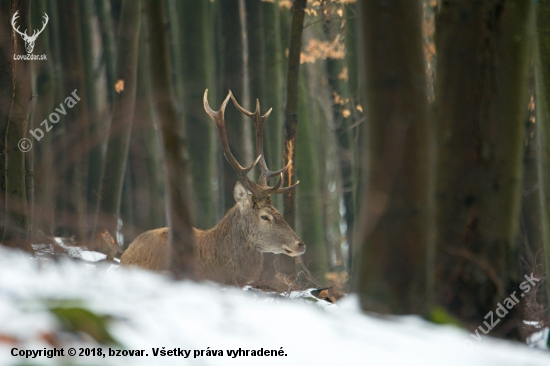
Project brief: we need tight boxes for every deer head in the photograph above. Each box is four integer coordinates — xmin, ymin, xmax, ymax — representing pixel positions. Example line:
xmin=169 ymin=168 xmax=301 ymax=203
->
xmin=203 ymin=90 xmax=305 ymax=257
xmin=11 ymin=11 xmax=49 ymax=54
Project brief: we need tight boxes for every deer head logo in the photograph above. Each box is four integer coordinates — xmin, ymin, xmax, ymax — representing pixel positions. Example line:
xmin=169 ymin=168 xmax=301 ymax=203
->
xmin=11 ymin=11 xmax=49 ymax=54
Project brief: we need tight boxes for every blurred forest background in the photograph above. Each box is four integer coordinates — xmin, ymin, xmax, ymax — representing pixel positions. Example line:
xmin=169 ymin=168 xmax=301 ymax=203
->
xmin=1 ymin=0 xmax=550 ymax=345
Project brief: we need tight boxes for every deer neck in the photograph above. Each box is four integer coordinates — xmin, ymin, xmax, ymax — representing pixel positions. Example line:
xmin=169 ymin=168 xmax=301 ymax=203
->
xmin=202 ymin=205 xmax=253 ymax=250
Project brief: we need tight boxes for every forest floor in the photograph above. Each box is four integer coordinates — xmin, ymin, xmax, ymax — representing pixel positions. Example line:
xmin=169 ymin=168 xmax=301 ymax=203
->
xmin=0 ymin=246 xmax=549 ymax=365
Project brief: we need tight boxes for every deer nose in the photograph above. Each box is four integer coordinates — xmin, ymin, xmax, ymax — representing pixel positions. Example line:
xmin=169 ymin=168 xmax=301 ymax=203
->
xmin=296 ymin=241 xmax=306 ymax=253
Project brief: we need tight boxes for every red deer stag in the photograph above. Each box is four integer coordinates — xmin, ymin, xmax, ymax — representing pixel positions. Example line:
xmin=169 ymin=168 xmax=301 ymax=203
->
xmin=120 ymin=90 xmax=305 ymax=285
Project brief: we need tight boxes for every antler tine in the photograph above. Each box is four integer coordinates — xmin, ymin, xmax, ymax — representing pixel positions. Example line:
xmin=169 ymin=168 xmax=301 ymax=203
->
xmin=230 ymin=92 xmax=299 ymax=197
xmin=11 ymin=11 xmax=27 ymax=38
xmin=230 ymin=94 xmax=274 ymax=185
xmin=204 ymin=89 xmax=261 ymax=195
xmin=32 ymin=13 xmax=48 ymax=38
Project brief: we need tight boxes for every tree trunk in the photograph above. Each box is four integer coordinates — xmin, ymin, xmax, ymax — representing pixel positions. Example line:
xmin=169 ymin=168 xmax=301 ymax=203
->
xmin=30 ymin=0 xmax=55 ymax=239
xmin=435 ymin=0 xmax=532 ymax=339
xmin=135 ymin=26 xmax=165 ymax=232
xmin=79 ymin=1 xmax=105 ymax=223
xmin=535 ymin=0 xmax=550 ymax=323
xmin=2 ymin=0 xmax=32 ymax=251
xmin=281 ymin=0 xmax=307 ymax=277
xmin=96 ymin=0 xmax=116 ymax=106
xmin=354 ymin=0 xmax=432 ymax=315
xmin=145 ymin=0 xmax=196 ymax=279
xmin=94 ymin=0 xmax=141 ymax=252
xmin=56 ymin=0 xmax=89 ymax=241
xmin=218 ymin=0 xmax=253 ymax=214
xmin=297 ymin=70 xmax=327 ymax=279
xmin=180 ymin=0 xmax=218 ymax=230
xmin=0 ymin=0 xmax=15 ymax=241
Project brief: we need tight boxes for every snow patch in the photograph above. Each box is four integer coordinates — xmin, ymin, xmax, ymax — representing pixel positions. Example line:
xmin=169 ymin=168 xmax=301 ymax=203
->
xmin=0 ymin=247 xmax=549 ymax=365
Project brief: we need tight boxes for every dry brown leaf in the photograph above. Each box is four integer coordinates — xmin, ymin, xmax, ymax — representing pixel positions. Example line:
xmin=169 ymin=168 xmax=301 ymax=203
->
xmin=115 ymin=79 xmax=124 ymax=94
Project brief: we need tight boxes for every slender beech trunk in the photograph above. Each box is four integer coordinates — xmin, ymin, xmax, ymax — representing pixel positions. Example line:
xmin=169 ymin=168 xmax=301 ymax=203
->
xmin=3 ymin=0 xmax=31 ymax=251
xmin=180 ymin=0 xmax=217 ymax=230
xmin=354 ymin=1 xmax=432 ymax=315
xmin=297 ymin=70 xmax=327 ymax=279
xmin=79 ymin=1 xmax=105 ymax=221
xmin=260 ymin=0 xmax=285 ymax=204
xmin=325 ymin=6 xmax=356 ymax=272
xmin=281 ymin=0 xmax=307 ymax=276
xmin=30 ymin=0 xmax=55 ymax=239
xmin=57 ymin=0 xmax=89 ymax=241
xmin=435 ymin=1 xmax=532 ymax=339
xmin=218 ymin=0 xmax=253 ymax=213
xmin=535 ymin=0 xmax=550 ymax=323
xmin=145 ymin=0 xmax=196 ymax=279
xmin=94 ymin=0 xmax=141 ymax=252
xmin=96 ymin=0 xmax=116 ymax=106
xmin=0 ymin=0 xmax=15 ymax=240
xmin=257 ymin=0 xmax=287 ymax=283
xmin=136 ymin=26 xmax=165 ymax=231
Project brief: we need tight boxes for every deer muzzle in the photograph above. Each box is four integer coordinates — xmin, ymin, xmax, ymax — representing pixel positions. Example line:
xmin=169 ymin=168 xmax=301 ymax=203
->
xmin=282 ymin=241 xmax=306 ymax=257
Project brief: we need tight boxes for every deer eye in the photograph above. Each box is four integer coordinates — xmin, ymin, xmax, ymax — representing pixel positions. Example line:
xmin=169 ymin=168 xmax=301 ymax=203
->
xmin=261 ymin=215 xmax=270 ymax=221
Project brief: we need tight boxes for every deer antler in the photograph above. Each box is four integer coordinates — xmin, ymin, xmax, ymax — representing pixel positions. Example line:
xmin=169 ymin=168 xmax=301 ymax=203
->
xmin=11 ymin=11 xmax=28 ymax=39
xmin=203 ymin=89 xmax=299 ymax=201
xmin=229 ymin=93 xmax=299 ymax=195
xmin=29 ymin=13 xmax=49 ymax=40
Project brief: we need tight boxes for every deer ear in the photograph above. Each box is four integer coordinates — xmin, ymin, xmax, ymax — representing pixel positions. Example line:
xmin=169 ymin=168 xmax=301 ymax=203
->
xmin=233 ymin=181 xmax=251 ymax=206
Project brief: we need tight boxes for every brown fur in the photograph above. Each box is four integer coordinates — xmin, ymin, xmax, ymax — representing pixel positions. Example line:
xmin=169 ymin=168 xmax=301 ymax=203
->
xmin=120 ymin=187 xmax=304 ymax=285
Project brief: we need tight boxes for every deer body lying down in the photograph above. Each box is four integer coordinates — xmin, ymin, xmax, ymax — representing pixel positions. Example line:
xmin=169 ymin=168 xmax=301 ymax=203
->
xmin=120 ymin=90 xmax=305 ymax=285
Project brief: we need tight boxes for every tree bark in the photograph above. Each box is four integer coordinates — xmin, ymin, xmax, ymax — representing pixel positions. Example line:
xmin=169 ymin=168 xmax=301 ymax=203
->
xmin=56 ymin=0 xmax=89 ymax=241
xmin=435 ymin=0 xmax=532 ymax=339
xmin=281 ymin=0 xmax=307 ymax=277
xmin=180 ymin=0 xmax=218 ymax=230
xmin=354 ymin=0 xmax=432 ymax=315
xmin=535 ymin=0 xmax=550 ymax=323
xmin=94 ymin=0 xmax=141 ymax=252
xmin=30 ymin=0 xmax=55 ymax=239
xmin=0 ymin=0 xmax=15 ymax=241
xmin=2 ymin=0 xmax=32 ymax=252
xmin=145 ymin=0 xmax=196 ymax=279
xmin=218 ymin=0 xmax=253 ymax=214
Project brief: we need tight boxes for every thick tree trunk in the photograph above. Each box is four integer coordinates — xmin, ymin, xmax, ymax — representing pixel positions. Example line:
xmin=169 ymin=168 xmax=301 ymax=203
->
xmin=2 ymin=0 xmax=32 ymax=251
xmin=94 ymin=0 xmax=141 ymax=252
xmin=354 ymin=1 xmax=432 ymax=315
xmin=145 ymin=0 xmax=196 ymax=279
xmin=435 ymin=0 xmax=532 ymax=339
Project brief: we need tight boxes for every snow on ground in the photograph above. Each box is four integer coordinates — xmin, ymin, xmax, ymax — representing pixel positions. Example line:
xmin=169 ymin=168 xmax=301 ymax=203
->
xmin=0 ymin=247 xmax=549 ymax=366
